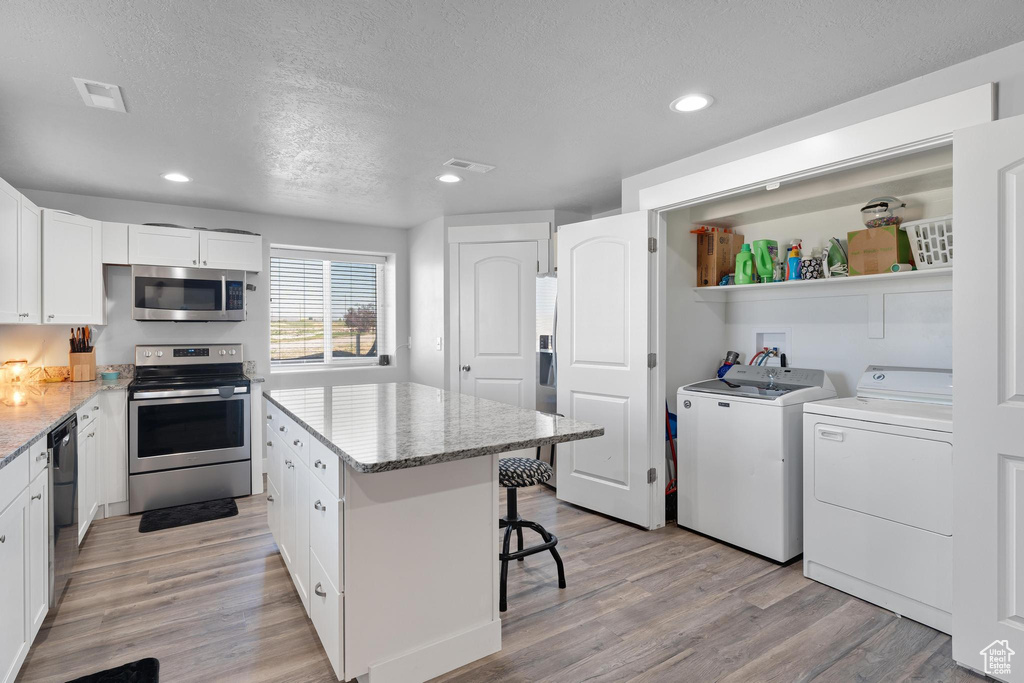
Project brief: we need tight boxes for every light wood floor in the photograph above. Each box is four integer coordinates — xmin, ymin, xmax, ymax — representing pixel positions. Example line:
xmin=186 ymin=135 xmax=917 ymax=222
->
xmin=17 ymin=486 xmax=985 ymax=683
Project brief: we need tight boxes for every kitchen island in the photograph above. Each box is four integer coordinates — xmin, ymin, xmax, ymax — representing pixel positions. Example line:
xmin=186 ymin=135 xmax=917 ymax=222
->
xmin=263 ymin=382 xmax=602 ymax=683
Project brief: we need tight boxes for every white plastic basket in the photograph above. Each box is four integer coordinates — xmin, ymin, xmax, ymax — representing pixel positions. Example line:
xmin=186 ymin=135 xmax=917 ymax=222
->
xmin=902 ymin=215 xmax=952 ymax=269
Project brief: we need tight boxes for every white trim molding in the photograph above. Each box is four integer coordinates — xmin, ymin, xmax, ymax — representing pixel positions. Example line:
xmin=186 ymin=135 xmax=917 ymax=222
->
xmin=447 ymin=222 xmax=550 ymax=244
xmin=638 ymin=83 xmax=995 ymax=212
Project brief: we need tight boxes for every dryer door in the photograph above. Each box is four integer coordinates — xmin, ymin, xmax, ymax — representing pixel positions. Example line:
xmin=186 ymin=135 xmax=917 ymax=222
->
xmin=811 ymin=417 xmax=952 ymax=536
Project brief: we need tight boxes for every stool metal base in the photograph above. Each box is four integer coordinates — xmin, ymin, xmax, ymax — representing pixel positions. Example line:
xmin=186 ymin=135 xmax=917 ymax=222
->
xmin=498 ymin=487 xmax=566 ymax=612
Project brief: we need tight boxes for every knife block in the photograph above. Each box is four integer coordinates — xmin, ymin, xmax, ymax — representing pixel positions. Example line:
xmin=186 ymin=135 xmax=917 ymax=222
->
xmin=69 ymin=350 xmax=96 ymax=382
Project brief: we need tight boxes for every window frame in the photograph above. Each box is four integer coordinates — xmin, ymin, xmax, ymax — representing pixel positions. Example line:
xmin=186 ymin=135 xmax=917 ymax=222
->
xmin=269 ymin=246 xmax=387 ymax=371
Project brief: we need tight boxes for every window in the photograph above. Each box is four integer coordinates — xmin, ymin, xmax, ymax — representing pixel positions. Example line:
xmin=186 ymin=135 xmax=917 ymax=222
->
xmin=270 ymin=248 xmax=385 ymax=367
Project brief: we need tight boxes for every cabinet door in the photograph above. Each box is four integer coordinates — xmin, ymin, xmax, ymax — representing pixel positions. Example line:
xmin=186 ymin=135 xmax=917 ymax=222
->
xmin=0 ymin=490 xmax=29 ymax=683
xmin=28 ymin=471 xmax=47 ymax=639
xmin=279 ymin=457 xmax=295 ymax=567
xmin=42 ymin=211 xmax=104 ymax=325
xmin=267 ymin=477 xmax=281 ymax=546
xmin=18 ymin=197 xmax=41 ymax=324
xmin=128 ymin=224 xmax=199 ymax=268
xmin=78 ymin=425 xmax=97 ymax=545
xmin=88 ymin=418 xmax=101 ymax=523
xmin=199 ymin=231 xmax=262 ymax=271
xmin=293 ymin=462 xmax=310 ymax=612
xmin=0 ymin=178 xmax=20 ymax=324
xmin=99 ymin=391 xmax=127 ymax=507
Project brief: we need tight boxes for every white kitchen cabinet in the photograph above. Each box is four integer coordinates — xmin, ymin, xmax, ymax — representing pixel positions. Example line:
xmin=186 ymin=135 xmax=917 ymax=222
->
xmin=42 ymin=210 xmax=104 ymax=325
xmin=99 ymin=389 xmax=128 ymax=516
xmin=199 ymin=230 xmax=263 ymax=271
xmin=77 ymin=398 xmax=101 ymax=544
xmin=100 ymin=222 xmax=130 ymax=265
xmin=128 ymin=224 xmax=200 ymax=268
xmin=0 ymin=488 xmax=29 ymax=683
xmin=0 ymin=178 xmax=41 ymax=324
xmin=125 ymin=224 xmax=263 ymax=271
xmin=27 ymin=470 xmax=47 ymax=640
xmin=18 ymin=197 xmax=41 ymax=324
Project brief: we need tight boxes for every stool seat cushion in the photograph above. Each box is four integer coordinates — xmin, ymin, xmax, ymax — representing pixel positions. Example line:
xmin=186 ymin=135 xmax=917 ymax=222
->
xmin=499 ymin=457 xmax=553 ymax=488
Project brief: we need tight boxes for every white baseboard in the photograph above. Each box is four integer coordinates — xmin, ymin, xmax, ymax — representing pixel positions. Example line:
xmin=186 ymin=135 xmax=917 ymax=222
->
xmin=363 ymin=619 xmax=501 ymax=683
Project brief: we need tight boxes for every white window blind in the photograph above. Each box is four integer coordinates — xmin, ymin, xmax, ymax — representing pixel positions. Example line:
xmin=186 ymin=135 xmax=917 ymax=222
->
xmin=270 ymin=248 xmax=385 ymax=367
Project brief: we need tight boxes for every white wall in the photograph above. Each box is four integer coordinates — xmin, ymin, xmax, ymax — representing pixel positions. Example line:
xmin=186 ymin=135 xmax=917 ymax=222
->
xmin=408 ymin=216 xmax=446 ymax=388
xmin=1 ymin=189 xmax=410 ymax=390
xmin=406 ymin=208 xmax=590 ymax=391
xmin=622 ymin=41 xmax=1024 ymax=212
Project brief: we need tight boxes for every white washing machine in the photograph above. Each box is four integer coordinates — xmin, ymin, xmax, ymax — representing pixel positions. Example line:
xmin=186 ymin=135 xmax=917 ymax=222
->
xmin=677 ymin=366 xmax=836 ymax=562
xmin=803 ymin=366 xmax=953 ymax=634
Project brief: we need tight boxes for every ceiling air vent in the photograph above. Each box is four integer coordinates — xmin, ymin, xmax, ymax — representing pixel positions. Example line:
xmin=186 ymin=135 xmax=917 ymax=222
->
xmin=72 ymin=77 xmax=127 ymax=113
xmin=443 ymin=158 xmax=495 ymax=174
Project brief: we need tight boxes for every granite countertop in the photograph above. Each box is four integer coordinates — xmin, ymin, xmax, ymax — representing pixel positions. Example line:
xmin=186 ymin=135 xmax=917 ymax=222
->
xmin=266 ymin=382 xmax=604 ymax=474
xmin=0 ymin=378 xmax=132 ymax=472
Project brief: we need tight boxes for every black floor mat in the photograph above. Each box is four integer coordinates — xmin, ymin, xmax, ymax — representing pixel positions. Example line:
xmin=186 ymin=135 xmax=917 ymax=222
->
xmin=138 ymin=498 xmax=238 ymax=533
xmin=67 ymin=658 xmax=159 ymax=683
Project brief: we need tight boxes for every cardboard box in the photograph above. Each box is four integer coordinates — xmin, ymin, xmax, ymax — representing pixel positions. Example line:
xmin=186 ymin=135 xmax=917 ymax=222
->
xmin=697 ymin=232 xmax=743 ymax=287
xmin=847 ymin=226 xmax=914 ymax=276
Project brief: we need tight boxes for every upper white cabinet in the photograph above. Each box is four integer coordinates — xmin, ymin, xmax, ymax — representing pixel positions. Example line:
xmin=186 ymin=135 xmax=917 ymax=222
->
xmin=127 ymin=224 xmax=262 ymax=271
xmin=42 ymin=210 xmax=105 ymax=325
xmin=0 ymin=178 xmax=41 ymax=324
xmin=100 ymin=222 xmax=129 ymax=265
xmin=128 ymin=224 xmax=201 ymax=268
xmin=199 ymin=230 xmax=263 ymax=271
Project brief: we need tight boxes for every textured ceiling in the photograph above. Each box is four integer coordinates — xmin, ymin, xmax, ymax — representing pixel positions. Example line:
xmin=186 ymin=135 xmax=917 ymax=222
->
xmin=0 ymin=0 xmax=1022 ymax=228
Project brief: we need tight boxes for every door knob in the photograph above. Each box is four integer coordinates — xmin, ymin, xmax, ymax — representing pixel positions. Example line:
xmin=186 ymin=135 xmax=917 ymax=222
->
xmin=461 ymin=365 xmax=471 ymax=372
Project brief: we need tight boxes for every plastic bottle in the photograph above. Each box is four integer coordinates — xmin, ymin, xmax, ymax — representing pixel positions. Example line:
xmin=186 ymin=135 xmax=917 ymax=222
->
xmin=787 ymin=247 xmax=802 ymax=281
xmin=735 ymin=244 xmax=754 ymax=285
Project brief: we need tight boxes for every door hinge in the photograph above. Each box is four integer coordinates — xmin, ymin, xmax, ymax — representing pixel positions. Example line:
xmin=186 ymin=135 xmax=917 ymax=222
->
xmin=647 ymin=467 xmax=657 ymax=484
xmin=648 ymin=352 xmax=657 ymax=369
xmin=648 ymin=237 xmax=658 ymax=253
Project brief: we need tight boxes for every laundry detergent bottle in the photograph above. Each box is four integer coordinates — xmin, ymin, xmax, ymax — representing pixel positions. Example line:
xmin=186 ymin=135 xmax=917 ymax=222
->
xmin=787 ymin=247 xmax=802 ymax=281
xmin=735 ymin=243 xmax=754 ymax=285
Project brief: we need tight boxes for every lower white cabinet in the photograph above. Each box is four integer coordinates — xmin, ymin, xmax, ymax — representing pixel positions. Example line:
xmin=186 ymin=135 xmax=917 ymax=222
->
xmin=77 ymin=398 xmax=102 ymax=544
xmin=28 ymin=470 xmax=48 ymax=639
xmin=0 ymin=487 xmax=30 ymax=683
xmin=98 ymin=389 xmax=128 ymax=516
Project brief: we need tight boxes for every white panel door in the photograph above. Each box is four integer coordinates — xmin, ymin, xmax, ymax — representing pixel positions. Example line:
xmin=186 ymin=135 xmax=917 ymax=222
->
xmin=199 ymin=231 xmax=263 ymax=271
xmin=128 ymin=224 xmax=200 ymax=267
xmin=458 ymin=241 xmax=536 ymax=413
xmin=18 ymin=197 xmax=41 ymax=324
xmin=42 ymin=211 xmax=104 ymax=325
xmin=953 ymin=113 xmax=1024 ymax=682
xmin=556 ymin=212 xmax=658 ymax=528
xmin=0 ymin=178 xmax=20 ymax=323
xmin=28 ymin=470 xmax=48 ymax=639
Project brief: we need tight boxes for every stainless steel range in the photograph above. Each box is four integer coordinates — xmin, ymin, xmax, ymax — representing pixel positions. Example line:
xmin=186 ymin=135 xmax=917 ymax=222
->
xmin=128 ymin=343 xmax=251 ymax=513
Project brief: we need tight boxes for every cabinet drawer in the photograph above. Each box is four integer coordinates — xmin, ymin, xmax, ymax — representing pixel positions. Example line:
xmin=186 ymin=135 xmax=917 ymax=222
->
xmin=267 ymin=406 xmax=309 ymax=468
xmin=309 ymin=439 xmax=342 ymax=499
xmin=0 ymin=447 xmax=29 ymax=514
xmin=76 ymin=398 xmax=100 ymax=433
xmin=26 ymin=434 xmax=48 ymax=482
xmin=309 ymin=475 xmax=342 ymax=592
xmin=309 ymin=550 xmax=344 ymax=681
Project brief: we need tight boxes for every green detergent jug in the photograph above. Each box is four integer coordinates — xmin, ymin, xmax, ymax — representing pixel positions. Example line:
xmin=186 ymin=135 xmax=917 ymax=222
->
xmin=735 ymin=243 xmax=754 ymax=285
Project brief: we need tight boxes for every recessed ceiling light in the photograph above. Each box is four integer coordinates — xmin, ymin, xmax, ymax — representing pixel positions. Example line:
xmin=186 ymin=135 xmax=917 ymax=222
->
xmin=436 ymin=173 xmax=462 ymax=183
xmin=670 ymin=93 xmax=714 ymax=113
xmin=162 ymin=172 xmax=192 ymax=183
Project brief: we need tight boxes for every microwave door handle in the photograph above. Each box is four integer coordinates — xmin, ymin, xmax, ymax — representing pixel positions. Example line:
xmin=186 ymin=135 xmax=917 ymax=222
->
xmin=222 ymin=275 xmax=227 ymax=313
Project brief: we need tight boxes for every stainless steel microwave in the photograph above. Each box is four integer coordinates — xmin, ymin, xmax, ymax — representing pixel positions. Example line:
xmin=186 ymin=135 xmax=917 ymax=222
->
xmin=132 ymin=265 xmax=246 ymax=321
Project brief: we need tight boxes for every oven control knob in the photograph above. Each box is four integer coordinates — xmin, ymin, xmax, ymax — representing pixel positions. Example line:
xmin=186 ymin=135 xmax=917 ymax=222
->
xmin=156 ymin=351 xmax=163 ymax=357
xmin=144 ymin=351 xmax=152 ymax=357
xmin=229 ymin=349 xmax=236 ymax=356
xmin=219 ymin=350 xmax=227 ymax=356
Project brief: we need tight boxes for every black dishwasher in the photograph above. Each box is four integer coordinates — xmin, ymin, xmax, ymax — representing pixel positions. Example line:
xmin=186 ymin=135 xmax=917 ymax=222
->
xmin=48 ymin=414 xmax=79 ymax=608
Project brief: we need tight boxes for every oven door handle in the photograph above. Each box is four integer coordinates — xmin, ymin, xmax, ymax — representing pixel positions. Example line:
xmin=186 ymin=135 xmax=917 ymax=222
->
xmin=132 ymin=386 xmax=248 ymax=400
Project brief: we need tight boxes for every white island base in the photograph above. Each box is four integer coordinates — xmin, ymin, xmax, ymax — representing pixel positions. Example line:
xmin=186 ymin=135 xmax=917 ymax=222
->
xmin=343 ymin=456 xmax=501 ymax=683
xmin=265 ymin=384 xmax=603 ymax=683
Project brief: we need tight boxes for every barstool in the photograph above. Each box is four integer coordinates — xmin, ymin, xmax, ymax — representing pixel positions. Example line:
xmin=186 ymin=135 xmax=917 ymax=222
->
xmin=498 ymin=457 xmax=566 ymax=612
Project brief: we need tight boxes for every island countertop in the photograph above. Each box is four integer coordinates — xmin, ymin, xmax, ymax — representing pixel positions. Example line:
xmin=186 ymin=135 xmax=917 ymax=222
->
xmin=265 ymin=381 xmax=603 ymax=473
